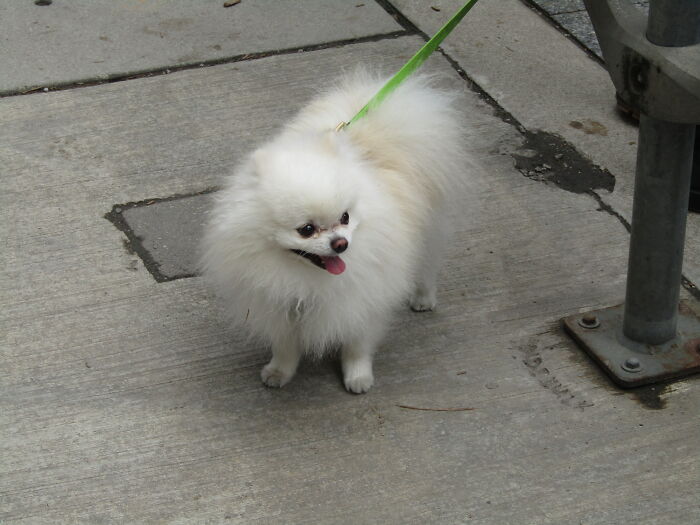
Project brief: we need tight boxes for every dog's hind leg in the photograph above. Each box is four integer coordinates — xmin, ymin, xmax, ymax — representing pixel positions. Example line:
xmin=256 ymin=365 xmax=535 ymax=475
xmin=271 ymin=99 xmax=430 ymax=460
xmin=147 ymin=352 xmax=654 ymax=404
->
xmin=410 ymin=211 xmax=449 ymax=312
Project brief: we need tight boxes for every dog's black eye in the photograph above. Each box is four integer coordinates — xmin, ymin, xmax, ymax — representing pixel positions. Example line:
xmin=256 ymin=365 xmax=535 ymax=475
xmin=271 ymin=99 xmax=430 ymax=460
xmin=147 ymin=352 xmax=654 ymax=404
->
xmin=340 ymin=211 xmax=349 ymax=225
xmin=297 ymin=223 xmax=315 ymax=238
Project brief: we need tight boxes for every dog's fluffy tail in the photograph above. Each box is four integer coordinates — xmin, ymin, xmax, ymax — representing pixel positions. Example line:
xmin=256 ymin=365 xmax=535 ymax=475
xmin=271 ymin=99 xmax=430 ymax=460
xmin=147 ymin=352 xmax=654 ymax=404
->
xmin=289 ymin=70 xmax=468 ymax=203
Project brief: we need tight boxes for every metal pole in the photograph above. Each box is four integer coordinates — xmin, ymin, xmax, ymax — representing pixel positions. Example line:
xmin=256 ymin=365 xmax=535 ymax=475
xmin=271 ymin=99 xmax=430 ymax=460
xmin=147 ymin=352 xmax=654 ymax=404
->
xmin=647 ymin=0 xmax=700 ymax=47
xmin=623 ymin=118 xmax=694 ymax=343
xmin=622 ymin=0 xmax=700 ymax=344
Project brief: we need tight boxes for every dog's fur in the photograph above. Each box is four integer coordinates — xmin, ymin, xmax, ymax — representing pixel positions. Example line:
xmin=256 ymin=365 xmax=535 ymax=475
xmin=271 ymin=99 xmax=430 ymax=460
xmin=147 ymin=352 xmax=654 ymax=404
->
xmin=201 ymin=73 xmax=467 ymax=393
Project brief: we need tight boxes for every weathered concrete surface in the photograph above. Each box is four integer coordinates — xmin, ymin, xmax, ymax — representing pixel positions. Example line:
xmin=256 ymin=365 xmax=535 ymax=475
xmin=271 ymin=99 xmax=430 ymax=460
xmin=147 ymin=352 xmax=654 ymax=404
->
xmin=0 ymin=0 xmax=401 ymax=94
xmin=2 ymin=31 xmax=699 ymax=524
xmin=393 ymin=0 xmax=700 ymax=293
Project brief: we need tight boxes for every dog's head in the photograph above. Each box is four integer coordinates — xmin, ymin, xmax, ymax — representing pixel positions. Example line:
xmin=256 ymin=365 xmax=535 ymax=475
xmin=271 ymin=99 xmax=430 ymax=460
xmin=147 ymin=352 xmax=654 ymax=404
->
xmin=252 ymin=132 xmax=372 ymax=275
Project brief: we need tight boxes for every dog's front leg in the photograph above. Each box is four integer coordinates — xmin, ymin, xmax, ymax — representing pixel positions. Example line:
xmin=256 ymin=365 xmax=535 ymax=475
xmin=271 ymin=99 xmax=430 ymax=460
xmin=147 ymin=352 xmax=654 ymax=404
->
xmin=342 ymin=323 xmax=385 ymax=394
xmin=261 ymin=328 xmax=302 ymax=388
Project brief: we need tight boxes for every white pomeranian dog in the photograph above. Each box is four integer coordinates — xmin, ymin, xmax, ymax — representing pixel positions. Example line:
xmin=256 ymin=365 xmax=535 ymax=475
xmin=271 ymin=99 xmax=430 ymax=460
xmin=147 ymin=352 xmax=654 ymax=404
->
xmin=201 ymin=72 xmax=467 ymax=393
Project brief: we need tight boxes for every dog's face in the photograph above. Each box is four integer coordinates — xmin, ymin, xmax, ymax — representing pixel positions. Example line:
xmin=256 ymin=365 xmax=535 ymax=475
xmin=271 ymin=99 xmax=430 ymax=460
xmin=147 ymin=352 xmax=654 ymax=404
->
xmin=253 ymin=133 xmax=367 ymax=275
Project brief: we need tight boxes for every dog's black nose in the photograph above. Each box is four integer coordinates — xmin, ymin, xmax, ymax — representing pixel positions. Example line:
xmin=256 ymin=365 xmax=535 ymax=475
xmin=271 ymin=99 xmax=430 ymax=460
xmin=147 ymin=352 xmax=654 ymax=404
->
xmin=331 ymin=237 xmax=348 ymax=254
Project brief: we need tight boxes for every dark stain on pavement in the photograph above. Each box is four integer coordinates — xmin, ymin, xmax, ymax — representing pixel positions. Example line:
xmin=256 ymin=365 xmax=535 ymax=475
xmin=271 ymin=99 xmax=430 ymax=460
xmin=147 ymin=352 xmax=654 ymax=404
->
xmin=569 ymin=119 xmax=608 ymax=136
xmin=512 ymin=130 xmax=616 ymax=194
xmin=628 ymin=383 xmax=669 ymax=410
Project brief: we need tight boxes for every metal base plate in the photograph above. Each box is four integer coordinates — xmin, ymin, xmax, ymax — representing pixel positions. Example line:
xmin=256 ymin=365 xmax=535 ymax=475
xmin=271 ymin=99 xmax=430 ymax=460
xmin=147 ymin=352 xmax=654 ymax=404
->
xmin=563 ymin=302 xmax=700 ymax=387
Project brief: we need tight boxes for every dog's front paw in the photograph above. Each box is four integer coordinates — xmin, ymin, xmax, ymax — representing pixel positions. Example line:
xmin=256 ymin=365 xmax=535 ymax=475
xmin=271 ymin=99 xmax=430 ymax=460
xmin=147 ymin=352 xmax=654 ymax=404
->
xmin=342 ymin=343 xmax=376 ymax=394
xmin=261 ymin=362 xmax=294 ymax=388
xmin=344 ymin=372 xmax=374 ymax=394
xmin=410 ymin=291 xmax=436 ymax=312
xmin=343 ymin=356 xmax=374 ymax=394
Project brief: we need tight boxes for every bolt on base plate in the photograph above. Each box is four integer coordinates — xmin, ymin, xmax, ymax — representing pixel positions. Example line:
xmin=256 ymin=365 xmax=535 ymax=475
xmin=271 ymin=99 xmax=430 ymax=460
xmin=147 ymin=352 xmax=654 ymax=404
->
xmin=563 ymin=301 xmax=700 ymax=387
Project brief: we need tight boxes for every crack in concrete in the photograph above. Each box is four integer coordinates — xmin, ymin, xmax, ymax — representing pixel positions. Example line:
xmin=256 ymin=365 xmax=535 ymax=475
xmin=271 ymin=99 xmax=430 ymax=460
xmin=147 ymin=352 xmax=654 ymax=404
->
xmin=587 ymin=190 xmax=631 ymax=232
xmin=1 ymin=30 xmax=414 ymax=98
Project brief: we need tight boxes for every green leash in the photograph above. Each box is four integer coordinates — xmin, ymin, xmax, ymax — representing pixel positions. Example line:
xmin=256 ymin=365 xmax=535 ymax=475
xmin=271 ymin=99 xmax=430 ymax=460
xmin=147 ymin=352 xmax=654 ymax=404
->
xmin=337 ymin=0 xmax=480 ymax=131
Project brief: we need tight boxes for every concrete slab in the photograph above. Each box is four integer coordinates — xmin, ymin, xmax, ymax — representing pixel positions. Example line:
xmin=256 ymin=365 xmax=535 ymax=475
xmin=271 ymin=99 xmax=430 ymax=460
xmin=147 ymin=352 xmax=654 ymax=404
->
xmin=0 ymin=0 xmax=402 ymax=95
xmin=2 ymin=34 xmax=699 ymax=524
xmin=393 ymin=0 xmax=700 ymax=290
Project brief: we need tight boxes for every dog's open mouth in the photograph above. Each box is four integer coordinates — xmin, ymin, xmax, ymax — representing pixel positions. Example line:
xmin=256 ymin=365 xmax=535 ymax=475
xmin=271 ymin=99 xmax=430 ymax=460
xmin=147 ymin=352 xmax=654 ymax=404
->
xmin=291 ymin=250 xmax=346 ymax=275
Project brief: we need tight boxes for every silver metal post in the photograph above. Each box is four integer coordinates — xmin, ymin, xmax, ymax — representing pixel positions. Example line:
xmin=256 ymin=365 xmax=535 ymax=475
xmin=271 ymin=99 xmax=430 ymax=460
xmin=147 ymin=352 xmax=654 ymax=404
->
xmin=622 ymin=0 xmax=699 ymax=344
xmin=622 ymin=0 xmax=700 ymax=345
xmin=623 ymin=118 xmax=695 ymax=343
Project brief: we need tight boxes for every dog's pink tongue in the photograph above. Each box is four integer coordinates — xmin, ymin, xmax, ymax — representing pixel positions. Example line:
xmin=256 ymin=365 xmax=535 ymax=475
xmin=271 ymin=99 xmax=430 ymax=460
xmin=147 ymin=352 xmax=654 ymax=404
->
xmin=322 ymin=256 xmax=346 ymax=275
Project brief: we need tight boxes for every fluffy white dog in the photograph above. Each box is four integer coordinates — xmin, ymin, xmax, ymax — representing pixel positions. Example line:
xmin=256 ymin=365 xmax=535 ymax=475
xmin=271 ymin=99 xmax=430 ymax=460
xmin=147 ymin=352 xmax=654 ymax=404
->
xmin=201 ymin=73 xmax=467 ymax=393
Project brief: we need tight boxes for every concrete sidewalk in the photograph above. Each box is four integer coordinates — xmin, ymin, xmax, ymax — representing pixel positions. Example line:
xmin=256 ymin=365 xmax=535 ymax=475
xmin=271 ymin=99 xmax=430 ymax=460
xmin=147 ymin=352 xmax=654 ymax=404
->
xmin=2 ymin=1 xmax=699 ymax=523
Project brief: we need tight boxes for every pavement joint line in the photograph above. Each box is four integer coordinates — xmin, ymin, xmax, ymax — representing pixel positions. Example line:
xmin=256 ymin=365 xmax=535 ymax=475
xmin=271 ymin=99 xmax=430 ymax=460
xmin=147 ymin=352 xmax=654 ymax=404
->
xmin=586 ymin=189 xmax=631 ymax=233
xmin=575 ymin=189 xmax=700 ymax=298
xmin=104 ymin=187 xmax=219 ymax=283
xmin=438 ymin=46 xmax=522 ymax=129
xmin=0 ymin=30 xmax=413 ymax=99
xmin=380 ymin=1 xmax=522 ymax=128
xmin=374 ymin=0 xmax=422 ymax=34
